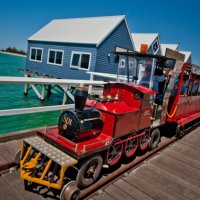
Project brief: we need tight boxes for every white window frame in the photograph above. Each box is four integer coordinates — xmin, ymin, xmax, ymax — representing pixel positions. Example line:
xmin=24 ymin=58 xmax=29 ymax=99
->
xmin=152 ymin=39 xmax=159 ymax=54
xmin=70 ymin=51 xmax=92 ymax=71
xmin=47 ymin=49 xmax=64 ymax=66
xmin=29 ymin=47 xmax=43 ymax=62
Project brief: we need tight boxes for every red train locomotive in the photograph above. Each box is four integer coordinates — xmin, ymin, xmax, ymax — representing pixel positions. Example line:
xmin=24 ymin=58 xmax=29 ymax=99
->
xmin=19 ymin=51 xmax=200 ymax=200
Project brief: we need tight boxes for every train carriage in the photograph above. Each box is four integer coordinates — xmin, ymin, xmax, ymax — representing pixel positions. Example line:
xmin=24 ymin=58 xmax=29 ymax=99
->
xmin=19 ymin=51 xmax=200 ymax=200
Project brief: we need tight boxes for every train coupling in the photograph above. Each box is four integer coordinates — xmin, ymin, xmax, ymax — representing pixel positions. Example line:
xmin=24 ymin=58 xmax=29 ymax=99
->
xmin=20 ymin=136 xmax=78 ymax=190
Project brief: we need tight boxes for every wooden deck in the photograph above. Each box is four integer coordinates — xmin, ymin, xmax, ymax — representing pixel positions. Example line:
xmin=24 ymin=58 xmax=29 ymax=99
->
xmin=91 ymin=127 xmax=200 ymax=200
xmin=0 ymin=127 xmax=200 ymax=200
xmin=0 ymin=140 xmax=21 ymax=165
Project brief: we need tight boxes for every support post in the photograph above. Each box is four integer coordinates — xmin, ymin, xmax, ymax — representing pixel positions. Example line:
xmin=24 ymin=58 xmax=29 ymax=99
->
xmin=24 ymin=73 xmax=30 ymax=96
xmin=41 ymin=84 xmax=46 ymax=101
xmin=88 ymin=74 xmax=94 ymax=94
xmin=62 ymin=90 xmax=67 ymax=105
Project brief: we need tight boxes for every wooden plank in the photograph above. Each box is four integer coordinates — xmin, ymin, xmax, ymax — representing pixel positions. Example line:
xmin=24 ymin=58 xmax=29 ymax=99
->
xmin=0 ymin=143 xmax=14 ymax=162
xmin=134 ymin=166 xmax=189 ymax=200
xmin=114 ymin=178 xmax=154 ymax=200
xmin=162 ymin=148 xmax=200 ymax=170
xmin=145 ymin=164 xmax=200 ymax=199
xmin=92 ymin=191 xmax=116 ymax=200
xmin=0 ymin=140 xmax=21 ymax=163
xmin=0 ymin=173 xmax=22 ymax=200
xmin=152 ymin=153 xmax=200 ymax=181
xmin=122 ymin=173 xmax=176 ymax=200
xmin=149 ymin=159 xmax=200 ymax=189
xmin=0 ymin=140 xmax=21 ymax=164
xmin=104 ymin=184 xmax=135 ymax=200
xmin=0 ymin=177 xmax=19 ymax=200
xmin=180 ymin=140 xmax=200 ymax=151
xmin=170 ymin=142 xmax=200 ymax=161
xmin=2 ymin=171 xmax=45 ymax=200
xmin=0 ymin=154 xmax=8 ymax=164
xmin=7 ymin=140 xmax=21 ymax=152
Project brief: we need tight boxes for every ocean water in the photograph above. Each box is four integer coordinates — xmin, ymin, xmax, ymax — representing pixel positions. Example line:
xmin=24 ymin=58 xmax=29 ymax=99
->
xmin=0 ymin=53 xmax=63 ymax=134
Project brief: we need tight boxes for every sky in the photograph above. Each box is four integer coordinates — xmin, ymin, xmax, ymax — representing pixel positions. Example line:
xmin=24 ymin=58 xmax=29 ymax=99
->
xmin=0 ymin=0 xmax=200 ymax=64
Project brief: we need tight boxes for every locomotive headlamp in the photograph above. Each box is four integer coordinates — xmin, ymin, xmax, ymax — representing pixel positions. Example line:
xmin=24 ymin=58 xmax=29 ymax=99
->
xmin=114 ymin=94 xmax=120 ymax=101
xmin=106 ymin=95 xmax=114 ymax=102
xmin=98 ymin=95 xmax=107 ymax=102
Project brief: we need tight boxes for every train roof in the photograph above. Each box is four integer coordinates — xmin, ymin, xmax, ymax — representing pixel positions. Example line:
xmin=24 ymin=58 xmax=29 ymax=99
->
xmin=114 ymin=51 xmax=175 ymax=61
xmin=108 ymin=82 xmax=157 ymax=95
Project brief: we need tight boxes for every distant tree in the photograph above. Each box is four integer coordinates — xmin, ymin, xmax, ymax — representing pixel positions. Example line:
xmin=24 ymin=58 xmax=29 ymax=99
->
xmin=2 ymin=46 xmax=27 ymax=55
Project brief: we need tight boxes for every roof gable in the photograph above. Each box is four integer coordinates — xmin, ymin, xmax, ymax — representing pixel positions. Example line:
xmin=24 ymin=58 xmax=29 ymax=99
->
xmin=28 ymin=15 xmax=126 ymax=46
xmin=161 ymin=44 xmax=179 ymax=56
xmin=131 ymin=33 xmax=159 ymax=51
xmin=179 ymin=51 xmax=192 ymax=62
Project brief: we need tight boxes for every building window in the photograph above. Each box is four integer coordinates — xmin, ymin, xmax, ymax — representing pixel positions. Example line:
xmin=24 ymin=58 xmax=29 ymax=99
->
xmin=47 ymin=49 xmax=64 ymax=66
xmin=29 ymin=47 xmax=43 ymax=62
xmin=152 ymin=39 xmax=159 ymax=54
xmin=70 ymin=51 xmax=91 ymax=70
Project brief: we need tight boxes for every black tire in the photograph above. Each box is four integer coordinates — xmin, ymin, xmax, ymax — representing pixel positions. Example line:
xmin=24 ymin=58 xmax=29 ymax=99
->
xmin=176 ymin=125 xmax=184 ymax=138
xmin=60 ymin=181 xmax=80 ymax=200
xmin=149 ymin=128 xmax=160 ymax=150
xmin=76 ymin=154 xmax=103 ymax=189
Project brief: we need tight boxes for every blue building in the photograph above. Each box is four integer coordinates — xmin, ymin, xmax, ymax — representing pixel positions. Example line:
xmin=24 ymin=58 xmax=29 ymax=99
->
xmin=26 ymin=15 xmax=134 ymax=80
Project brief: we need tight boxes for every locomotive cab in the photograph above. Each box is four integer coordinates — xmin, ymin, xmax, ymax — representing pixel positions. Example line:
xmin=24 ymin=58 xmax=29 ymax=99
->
xmin=115 ymin=51 xmax=175 ymax=123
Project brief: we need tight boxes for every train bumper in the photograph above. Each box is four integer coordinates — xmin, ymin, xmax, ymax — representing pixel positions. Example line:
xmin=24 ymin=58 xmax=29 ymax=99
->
xmin=20 ymin=136 xmax=77 ymax=190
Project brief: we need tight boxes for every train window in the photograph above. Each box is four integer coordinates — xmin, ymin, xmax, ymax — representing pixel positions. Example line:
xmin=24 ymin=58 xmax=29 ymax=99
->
xmin=134 ymin=92 xmax=142 ymax=100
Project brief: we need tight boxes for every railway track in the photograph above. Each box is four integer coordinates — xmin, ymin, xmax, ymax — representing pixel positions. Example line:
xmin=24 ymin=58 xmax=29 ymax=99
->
xmin=0 ymin=121 xmax=199 ymax=200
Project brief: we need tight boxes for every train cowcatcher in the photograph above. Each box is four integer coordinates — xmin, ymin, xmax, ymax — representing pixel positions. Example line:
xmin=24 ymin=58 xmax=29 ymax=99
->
xmin=18 ymin=51 xmax=200 ymax=200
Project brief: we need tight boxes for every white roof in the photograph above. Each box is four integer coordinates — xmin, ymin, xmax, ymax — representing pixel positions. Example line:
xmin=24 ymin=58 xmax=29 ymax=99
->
xmin=28 ymin=15 xmax=127 ymax=46
xmin=179 ymin=51 xmax=192 ymax=62
xmin=161 ymin=44 xmax=179 ymax=55
xmin=131 ymin=33 xmax=159 ymax=51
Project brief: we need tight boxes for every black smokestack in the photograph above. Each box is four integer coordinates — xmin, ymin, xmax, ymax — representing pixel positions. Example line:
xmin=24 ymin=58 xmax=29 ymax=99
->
xmin=74 ymin=86 xmax=88 ymax=111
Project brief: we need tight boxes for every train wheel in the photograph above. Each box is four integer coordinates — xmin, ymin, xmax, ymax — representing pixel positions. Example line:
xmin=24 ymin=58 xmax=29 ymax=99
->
xmin=139 ymin=131 xmax=150 ymax=150
xmin=123 ymin=135 xmax=138 ymax=158
xmin=176 ymin=125 xmax=185 ymax=138
xmin=149 ymin=128 xmax=160 ymax=150
xmin=106 ymin=139 xmax=123 ymax=166
xmin=60 ymin=181 xmax=80 ymax=200
xmin=76 ymin=154 xmax=103 ymax=189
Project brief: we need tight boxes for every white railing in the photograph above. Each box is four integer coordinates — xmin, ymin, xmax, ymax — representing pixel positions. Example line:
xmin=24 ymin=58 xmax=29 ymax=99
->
xmin=0 ymin=76 xmax=107 ymax=117
xmin=0 ymin=104 xmax=75 ymax=117
xmin=0 ymin=76 xmax=106 ymax=85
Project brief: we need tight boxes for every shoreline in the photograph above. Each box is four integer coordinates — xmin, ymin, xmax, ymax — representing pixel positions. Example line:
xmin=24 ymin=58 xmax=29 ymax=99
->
xmin=0 ymin=50 xmax=27 ymax=58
